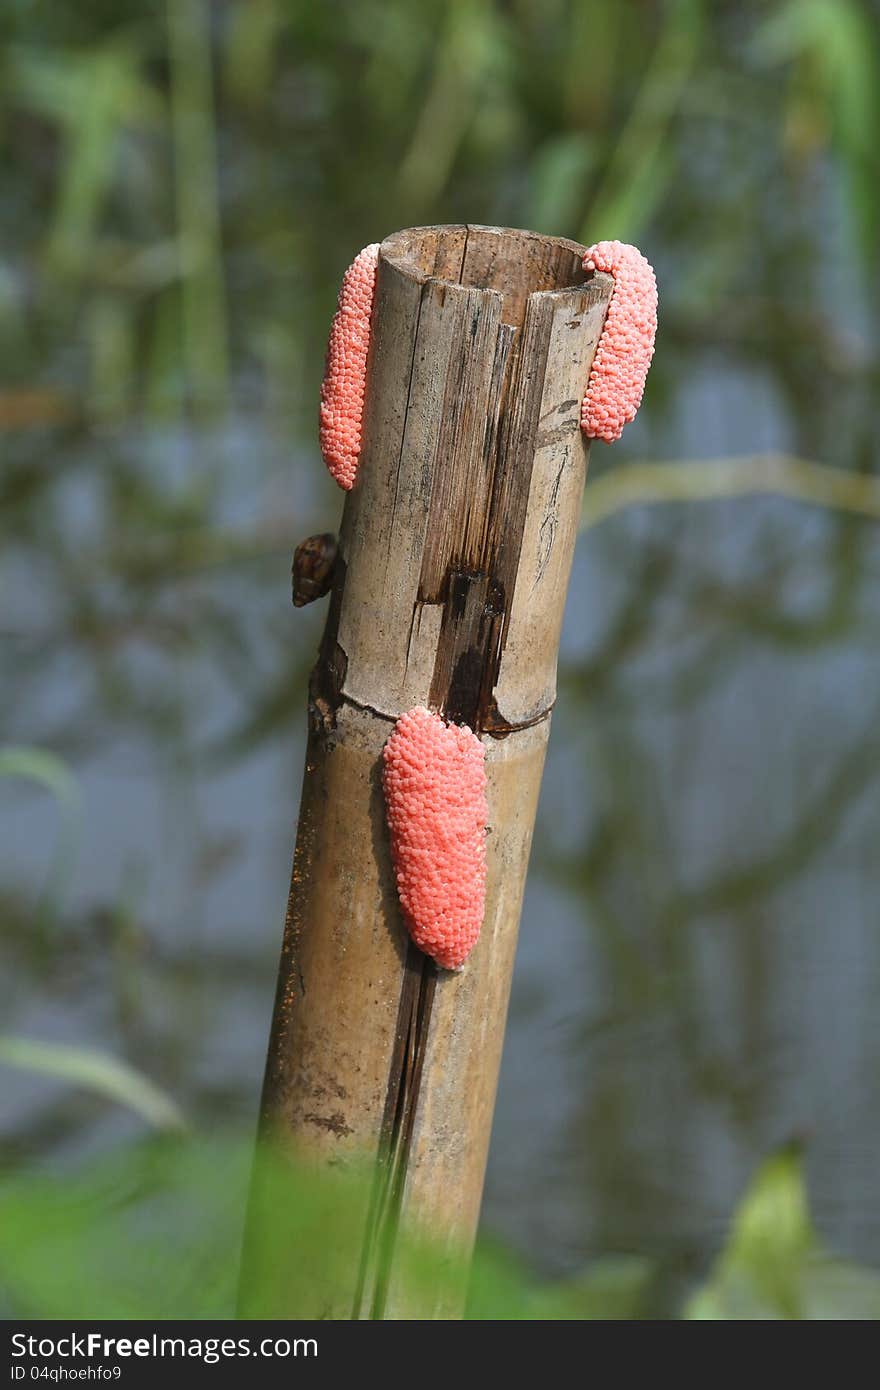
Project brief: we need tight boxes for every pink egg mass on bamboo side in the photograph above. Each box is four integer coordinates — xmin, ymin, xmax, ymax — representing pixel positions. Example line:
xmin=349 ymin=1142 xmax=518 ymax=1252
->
xmin=319 ymin=243 xmax=380 ymax=490
xmin=382 ymin=707 xmax=488 ymax=971
xmin=580 ymin=239 xmax=657 ymax=444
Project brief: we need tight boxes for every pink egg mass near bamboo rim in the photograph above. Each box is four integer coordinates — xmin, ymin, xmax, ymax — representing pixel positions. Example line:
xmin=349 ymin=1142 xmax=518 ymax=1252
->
xmin=382 ymin=707 xmax=488 ymax=972
xmin=318 ymin=234 xmax=657 ymax=490
xmin=319 ymin=243 xmax=379 ymax=491
xmin=580 ymin=240 xmax=657 ymax=444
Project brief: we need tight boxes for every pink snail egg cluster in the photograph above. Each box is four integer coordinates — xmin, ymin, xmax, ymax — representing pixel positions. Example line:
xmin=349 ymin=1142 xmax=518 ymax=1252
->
xmin=580 ymin=240 xmax=657 ymax=444
xmin=319 ymin=243 xmax=380 ymax=490
xmin=382 ymin=706 xmax=488 ymax=972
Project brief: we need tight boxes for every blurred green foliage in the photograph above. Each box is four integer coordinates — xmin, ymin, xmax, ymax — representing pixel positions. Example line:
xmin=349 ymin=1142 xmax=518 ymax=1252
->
xmin=686 ymin=1144 xmax=880 ymax=1319
xmin=2 ymin=0 xmax=878 ymax=420
xmin=0 ymin=1036 xmax=185 ymax=1132
xmin=2 ymin=1126 xmax=877 ymax=1318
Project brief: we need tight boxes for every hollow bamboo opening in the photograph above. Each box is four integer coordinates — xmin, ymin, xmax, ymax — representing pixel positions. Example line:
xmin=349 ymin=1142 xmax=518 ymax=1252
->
xmin=382 ymin=224 xmax=590 ymax=328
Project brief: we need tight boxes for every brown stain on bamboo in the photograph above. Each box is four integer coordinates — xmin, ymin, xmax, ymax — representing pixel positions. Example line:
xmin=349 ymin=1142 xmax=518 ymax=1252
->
xmin=241 ymin=226 xmax=613 ymax=1319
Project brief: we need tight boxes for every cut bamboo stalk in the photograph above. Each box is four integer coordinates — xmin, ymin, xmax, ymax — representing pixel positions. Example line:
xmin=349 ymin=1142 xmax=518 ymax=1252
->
xmin=240 ymin=225 xmax=613 ymax=1320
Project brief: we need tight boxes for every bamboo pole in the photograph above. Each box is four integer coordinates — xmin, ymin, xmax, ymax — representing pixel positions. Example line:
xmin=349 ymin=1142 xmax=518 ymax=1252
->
xmin=241 ymin=225 xmax=613 ymax=1320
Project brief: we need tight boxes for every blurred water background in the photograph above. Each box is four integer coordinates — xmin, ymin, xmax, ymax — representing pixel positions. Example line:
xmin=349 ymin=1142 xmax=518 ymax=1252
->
xmin=2 ymin=0 xmax=880 ymax=1317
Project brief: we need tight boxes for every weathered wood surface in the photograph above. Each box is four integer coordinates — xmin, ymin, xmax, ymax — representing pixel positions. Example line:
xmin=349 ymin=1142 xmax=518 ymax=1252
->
xmin=241 ymin=226 xmax=612 ymax=1319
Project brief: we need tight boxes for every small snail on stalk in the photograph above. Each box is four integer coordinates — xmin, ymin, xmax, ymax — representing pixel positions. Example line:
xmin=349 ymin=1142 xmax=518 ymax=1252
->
xmin=291 ymin=532 xmax=337 ymax=608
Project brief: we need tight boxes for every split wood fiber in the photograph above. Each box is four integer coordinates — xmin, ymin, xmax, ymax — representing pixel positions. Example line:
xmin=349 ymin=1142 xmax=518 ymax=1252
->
xmin=241 ymin=226 xmax=613 ymax=1320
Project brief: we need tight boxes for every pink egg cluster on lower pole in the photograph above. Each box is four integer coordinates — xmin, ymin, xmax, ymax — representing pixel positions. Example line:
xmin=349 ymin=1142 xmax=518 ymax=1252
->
xmin=382 ymin=706 xmax=488 ymax=971
xmin=319 ymin=243 xmax=380 ymax=490
xmin=580 ymin=240 xmax=657 ymax=444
